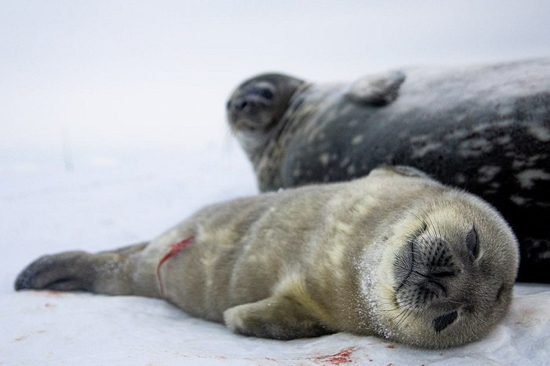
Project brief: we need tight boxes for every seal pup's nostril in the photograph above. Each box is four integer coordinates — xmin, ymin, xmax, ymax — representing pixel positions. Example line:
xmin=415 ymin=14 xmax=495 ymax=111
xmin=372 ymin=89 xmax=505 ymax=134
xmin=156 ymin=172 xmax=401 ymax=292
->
xmin=430 ymin=270 xmax=456 ymax=279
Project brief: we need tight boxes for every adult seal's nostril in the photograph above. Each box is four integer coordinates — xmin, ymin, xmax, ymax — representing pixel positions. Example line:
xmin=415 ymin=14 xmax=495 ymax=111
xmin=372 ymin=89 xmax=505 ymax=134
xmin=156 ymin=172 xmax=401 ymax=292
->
xmin=235 ymin=100 xmax=249 ymax=111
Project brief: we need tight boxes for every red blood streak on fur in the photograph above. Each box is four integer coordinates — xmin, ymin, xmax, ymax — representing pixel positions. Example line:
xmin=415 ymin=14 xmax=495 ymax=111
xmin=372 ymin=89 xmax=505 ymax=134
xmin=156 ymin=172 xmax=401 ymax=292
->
xmin=312 ymin=347 xmax=356 ymax=365
xmin=156 ymin=236 xmax=195 ymax=297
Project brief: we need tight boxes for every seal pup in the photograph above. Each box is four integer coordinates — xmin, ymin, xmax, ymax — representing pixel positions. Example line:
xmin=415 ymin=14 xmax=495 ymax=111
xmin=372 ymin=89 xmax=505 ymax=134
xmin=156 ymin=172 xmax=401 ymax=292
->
xmin=15 ymin=166 xmax=519 ymax=348
xmin=227 ymin=58 xmax=550 ymax=283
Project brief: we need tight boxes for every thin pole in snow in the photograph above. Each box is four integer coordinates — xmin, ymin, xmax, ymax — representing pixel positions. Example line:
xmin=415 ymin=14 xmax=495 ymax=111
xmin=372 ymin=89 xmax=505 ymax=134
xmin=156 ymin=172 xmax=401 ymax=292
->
xmin=62 ymin=122 xmax=74 ymax=172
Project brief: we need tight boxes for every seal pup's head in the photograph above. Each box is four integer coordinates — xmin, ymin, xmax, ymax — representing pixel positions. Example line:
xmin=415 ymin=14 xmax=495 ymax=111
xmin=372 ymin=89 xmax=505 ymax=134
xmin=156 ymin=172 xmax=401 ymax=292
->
xmin=226 ymin=73 xmax=305 ymax=159
xmin=362 ymin=191 xmax=519 ymax=348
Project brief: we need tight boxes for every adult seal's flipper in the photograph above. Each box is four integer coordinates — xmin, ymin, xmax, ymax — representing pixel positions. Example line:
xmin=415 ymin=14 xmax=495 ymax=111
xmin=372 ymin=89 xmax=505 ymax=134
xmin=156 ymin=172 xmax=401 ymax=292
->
xmin=374 ymin=165 xmax=434 ymax=180
xmin=345 ymin=70 xmax=406 ymax=106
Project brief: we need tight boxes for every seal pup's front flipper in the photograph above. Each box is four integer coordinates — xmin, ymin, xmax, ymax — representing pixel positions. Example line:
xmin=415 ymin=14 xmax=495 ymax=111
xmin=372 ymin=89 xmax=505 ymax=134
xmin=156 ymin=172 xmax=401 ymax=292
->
xmin=344 ymin=70 xmax=406 ymax=106
xmin=223 ymin=295 xmax=333 ymax=340
xmin=223 ymin=271 xmax=334 ymax=339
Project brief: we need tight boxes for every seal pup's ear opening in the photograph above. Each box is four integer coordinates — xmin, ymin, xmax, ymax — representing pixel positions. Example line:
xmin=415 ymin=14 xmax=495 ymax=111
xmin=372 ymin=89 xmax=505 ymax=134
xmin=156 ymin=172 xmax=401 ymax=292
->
xmin=466 ymin=226 xmax=480 ymax=259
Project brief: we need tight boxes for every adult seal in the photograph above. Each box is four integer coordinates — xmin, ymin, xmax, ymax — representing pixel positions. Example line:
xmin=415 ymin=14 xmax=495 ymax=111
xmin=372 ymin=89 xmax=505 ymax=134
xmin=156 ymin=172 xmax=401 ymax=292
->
xmin=227 ymin=58 xmax=550 ymax=283
xmin=15 ymin=166 xmax=519 ymax=348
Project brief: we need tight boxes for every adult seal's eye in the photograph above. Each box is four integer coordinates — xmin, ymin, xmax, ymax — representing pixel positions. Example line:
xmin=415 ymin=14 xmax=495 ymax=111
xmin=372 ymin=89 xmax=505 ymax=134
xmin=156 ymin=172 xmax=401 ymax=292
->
xmin=466 ymin=226 xmax=479 ymax=259
xmin=258 ymin=88 xmax=274 ymax=100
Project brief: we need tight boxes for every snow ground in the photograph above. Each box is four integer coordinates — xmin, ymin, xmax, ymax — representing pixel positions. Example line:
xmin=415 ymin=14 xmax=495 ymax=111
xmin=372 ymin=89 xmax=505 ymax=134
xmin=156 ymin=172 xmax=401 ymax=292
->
xmin=1 ymin=143 xmax=549 ymax=366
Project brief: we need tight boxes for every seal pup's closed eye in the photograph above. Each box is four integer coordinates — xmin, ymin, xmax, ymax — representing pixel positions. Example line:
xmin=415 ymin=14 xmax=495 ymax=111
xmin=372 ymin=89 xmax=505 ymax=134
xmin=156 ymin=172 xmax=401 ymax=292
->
xmin=15 ymin=166 xmax=519 ymax=348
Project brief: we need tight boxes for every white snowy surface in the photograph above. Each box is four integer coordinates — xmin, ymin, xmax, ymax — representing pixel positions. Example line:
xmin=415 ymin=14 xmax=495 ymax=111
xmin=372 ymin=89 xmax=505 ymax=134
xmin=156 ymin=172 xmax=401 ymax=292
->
xmin=1 ymin=145 xmax=550 ymax=366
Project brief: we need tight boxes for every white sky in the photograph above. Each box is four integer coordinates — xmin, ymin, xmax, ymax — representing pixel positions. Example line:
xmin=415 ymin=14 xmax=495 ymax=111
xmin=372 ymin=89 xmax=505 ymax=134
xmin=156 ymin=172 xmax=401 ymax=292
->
xmin=1 ymin=0 xmax=549 ymax=151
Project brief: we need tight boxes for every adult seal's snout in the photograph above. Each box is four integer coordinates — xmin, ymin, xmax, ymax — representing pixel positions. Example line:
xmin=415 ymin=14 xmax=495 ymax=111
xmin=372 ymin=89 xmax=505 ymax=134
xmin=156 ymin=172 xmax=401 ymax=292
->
xmin=227 ymin=73 xmax=304 ymax=133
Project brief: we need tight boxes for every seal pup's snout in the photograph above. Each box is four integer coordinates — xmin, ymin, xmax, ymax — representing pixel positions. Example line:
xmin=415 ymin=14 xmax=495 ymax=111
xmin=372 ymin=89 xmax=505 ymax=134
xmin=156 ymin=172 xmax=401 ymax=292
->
xmin=394 ymin=231 xmax=460 ymax=310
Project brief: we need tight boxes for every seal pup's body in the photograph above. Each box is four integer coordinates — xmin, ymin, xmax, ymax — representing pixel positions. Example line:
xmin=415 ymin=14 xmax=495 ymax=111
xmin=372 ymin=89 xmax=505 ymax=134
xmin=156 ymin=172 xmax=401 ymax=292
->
xmin=16 ymin=167 xmax=518 ymax=348
xmin=227 ymin=58 xmax=550 ymax=282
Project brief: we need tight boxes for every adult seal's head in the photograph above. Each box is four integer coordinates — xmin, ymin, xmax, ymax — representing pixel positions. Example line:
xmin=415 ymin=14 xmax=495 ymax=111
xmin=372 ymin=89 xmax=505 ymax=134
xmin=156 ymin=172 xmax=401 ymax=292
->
xmin=226 ymin=73 xmax=305 ymax=161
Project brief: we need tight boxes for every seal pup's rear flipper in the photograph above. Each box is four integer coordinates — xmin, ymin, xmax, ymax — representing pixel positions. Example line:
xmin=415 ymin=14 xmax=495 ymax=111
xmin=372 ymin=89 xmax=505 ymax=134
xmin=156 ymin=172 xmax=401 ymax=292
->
xmin=15 ymin=250 xmax=96 ymax=292
xmin=345 ymin=70 xmax=406 ymax=106
xmin=14 ymin=242 xmax=157 ymax=297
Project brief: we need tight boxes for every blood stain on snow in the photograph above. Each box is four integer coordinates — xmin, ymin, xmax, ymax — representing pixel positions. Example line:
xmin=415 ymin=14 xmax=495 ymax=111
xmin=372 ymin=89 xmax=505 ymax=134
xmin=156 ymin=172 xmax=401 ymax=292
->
xmin=514 ymin=305 xmax=547 ymax=328
xmin=41 ymin=290 xmax=66 ymax=298
xmin=311 ymin=347 xmax=356 ymax=365
xmin=386 ymin=344 xmax=396 ymax=349
xmin=14 ymin=330 xmax=46 ymax=342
